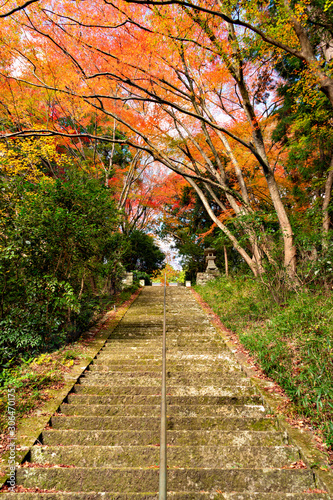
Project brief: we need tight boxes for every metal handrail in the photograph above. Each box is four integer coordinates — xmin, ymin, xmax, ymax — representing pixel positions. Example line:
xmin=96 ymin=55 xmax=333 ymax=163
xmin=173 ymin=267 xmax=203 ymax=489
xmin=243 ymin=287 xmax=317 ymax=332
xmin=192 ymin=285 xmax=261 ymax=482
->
xmin=159 ymin=276 xmax=167 ymax=499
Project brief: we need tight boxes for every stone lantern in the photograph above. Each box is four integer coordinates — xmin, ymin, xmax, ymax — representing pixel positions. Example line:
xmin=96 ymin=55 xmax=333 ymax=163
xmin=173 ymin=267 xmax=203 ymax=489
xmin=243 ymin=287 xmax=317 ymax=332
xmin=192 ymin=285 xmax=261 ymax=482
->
xmin=196 ymin=248 xmax=220 ymax=285
xmin=204 ymin=248 xmax=219 ymax=273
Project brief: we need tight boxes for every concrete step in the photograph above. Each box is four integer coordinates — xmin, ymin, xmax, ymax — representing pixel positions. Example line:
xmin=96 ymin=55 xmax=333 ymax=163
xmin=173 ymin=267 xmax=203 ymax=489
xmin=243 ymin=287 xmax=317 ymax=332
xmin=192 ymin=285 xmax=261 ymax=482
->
xmin=78 ymin=372 xmax=250 ymax=386
xmin=59 ymin=403 xmax=266 ymax=418
xmin=72 ymin=385 xmax=258 ymax=396
xmin=16 ymin=467 xmax=317 ymax=493
xmin=100 ymin=343 xmax=229 ymax=353
xmin=2 ymin=493 xmax=330 ymax=499
xmin=102 ymin=338 xmax=224 ymax=348
xmin=88 ymin=361 xmax=241 ymax=372
xmin=91 ymin=358 xmax=162 ymax=366
xmin=66 ymin=394 xmax=263 ymax=406
xmin=50 ymin=415 xmax=275 ymax=431
xmin=92 ymin=353 xmax=236 ymax=362
xmin=41 ymin=429 xmax=286 ymax=447
xmin=29 ymin=445 xmax=300 ymax=468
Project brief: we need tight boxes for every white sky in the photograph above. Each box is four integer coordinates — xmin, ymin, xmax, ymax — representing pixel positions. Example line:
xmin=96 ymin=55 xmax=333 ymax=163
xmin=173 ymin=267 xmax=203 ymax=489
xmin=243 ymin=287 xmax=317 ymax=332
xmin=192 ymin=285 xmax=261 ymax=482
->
xmin=156 ymin=236 xmax=182 ymax=270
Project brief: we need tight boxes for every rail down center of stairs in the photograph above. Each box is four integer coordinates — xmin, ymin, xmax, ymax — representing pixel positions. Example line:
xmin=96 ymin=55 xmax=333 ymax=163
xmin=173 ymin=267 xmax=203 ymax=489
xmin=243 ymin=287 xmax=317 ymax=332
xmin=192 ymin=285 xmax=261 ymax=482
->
xmin=3 ymin=287 xmax=332 ymax=499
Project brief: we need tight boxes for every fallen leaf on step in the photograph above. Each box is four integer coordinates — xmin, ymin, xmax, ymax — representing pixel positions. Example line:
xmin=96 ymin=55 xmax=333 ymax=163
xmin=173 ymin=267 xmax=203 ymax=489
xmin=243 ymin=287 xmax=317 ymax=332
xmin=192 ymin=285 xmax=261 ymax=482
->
xmin=282 ymin=460 xmax=307 ymax=469
xmin=303 ymin=489 xmax=328 ymax=494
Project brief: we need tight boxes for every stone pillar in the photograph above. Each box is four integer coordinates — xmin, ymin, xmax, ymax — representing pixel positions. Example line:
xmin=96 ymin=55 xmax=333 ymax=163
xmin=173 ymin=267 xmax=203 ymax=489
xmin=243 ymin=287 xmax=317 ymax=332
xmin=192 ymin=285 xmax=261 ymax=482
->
xmin=121 ymin=272 xmax=133 ymax=288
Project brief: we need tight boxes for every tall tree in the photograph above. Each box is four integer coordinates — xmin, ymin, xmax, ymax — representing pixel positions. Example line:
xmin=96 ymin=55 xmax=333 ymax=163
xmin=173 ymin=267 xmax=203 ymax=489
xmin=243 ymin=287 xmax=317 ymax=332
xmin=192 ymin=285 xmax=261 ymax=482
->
xmin=0 ymin=0 xmax=330 ymax=282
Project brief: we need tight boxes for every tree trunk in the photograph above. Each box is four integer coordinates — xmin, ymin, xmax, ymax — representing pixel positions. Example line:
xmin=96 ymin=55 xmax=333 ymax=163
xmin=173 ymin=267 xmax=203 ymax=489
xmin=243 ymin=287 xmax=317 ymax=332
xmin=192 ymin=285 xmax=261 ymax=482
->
xmin=224 ymin=245 xmax=229 ymax=277
xmin=78 ymin=273 xmax=85 ymax=300
xmin=322 ymin=157 xmax=333 ymax=252
xmin=193 ymin=13 xmax=298 ymax=281
xmin=186 ymin=177 xmax=260 ymax=276
xmin=236 ymin=74 xmax=297 ymax=279
xmin=264 ymin=170 xmax=297 ymax=277
xmin=89 ymin=275 xmax=97 ymax=294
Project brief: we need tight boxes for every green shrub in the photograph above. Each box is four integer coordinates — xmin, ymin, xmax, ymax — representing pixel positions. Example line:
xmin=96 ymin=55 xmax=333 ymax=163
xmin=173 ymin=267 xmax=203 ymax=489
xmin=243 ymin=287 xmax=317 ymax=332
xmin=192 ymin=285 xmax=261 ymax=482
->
xmin=0 ymin=171 xmax=123 ymax=365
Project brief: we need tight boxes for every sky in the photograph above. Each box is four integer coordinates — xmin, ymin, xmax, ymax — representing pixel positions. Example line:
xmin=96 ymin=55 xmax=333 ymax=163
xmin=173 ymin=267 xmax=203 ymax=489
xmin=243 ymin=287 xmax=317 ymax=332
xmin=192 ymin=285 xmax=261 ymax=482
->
xmin=156 ymin=236 xmax=182 ymax=270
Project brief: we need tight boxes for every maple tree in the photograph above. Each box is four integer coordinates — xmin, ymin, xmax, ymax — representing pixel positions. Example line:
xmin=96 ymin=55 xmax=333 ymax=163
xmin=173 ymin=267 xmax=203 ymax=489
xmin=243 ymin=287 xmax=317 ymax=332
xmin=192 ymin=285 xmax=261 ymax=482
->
xmin=0 ymin=1 xmax=39 ymax=18
xmin=158 ymin=177 xmax=226 ymax=280
xmin=272 ymin=53 xmax=333 ymax=253
xmin=0 ymin=0 xmax=331 ymax=284
xmin=123 ymin=0 xmax=333 ymax=105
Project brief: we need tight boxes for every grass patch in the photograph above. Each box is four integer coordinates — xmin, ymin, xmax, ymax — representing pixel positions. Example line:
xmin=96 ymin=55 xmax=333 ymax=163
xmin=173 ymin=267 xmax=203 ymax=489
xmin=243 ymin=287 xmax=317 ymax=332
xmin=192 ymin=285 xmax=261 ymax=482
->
xmin=195 ymin=276 xmax=333 ymax=449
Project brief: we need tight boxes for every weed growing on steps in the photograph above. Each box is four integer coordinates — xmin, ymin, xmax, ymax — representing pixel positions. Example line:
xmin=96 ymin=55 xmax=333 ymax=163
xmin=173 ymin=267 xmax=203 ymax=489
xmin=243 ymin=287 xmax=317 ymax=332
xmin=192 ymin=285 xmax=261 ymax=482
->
xmin=195 ymin=276 xmax=333 ymax=450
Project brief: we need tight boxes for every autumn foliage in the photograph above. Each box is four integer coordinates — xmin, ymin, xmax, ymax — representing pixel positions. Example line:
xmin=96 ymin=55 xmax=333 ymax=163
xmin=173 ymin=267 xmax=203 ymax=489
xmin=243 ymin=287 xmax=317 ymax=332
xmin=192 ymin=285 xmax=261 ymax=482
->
xmin=0 ymin=0 xmax=332 ymax=286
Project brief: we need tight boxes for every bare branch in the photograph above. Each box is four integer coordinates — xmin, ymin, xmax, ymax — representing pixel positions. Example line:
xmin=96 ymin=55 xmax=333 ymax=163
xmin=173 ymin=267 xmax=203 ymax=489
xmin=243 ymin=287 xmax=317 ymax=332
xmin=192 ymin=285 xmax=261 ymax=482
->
xmin=0 ymin=0 xmax=39 ymax=18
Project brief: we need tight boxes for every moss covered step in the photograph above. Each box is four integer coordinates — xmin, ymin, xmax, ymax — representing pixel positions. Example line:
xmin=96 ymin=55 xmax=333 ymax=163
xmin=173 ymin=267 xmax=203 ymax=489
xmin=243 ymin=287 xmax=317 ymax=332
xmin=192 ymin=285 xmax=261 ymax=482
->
xmin=95 ymin=348 xmax=229 ymax=357
xmin=50 ymin=415 xmax=275 ymax=431
xmin=66 ymin=393 xmax=263 ymax=406
xmin=91 ymin=358 xmax=162 ymax=366
xmin=77 ymin=375 xmax=163 ymax=386
xmin=97 ymin=346 xmax=162 ymax=353
xmin=92 ymin=352 xmax=236 ymax=361
xmin=87 ymin=363 xmax=163 ymax=372
xmin=167 ymin=353 xmax=242 ymax=361
xmin=15 ymin=467 xmax=318 ymax=493
xmin=59 ymin=403 xmax=266 ymax=418
xmin=1 ymin=494 xmax=330 ymax=500
xmin=102 ymin=337 xmax=224 ymax=347
xmin=105 ymin=329 xmax=219 ymax=337
xmin=41 ymin=429 xmax=286 ymax=447
xmin=103 ymin=339 xmax=228 ymax=347
xmin=29 ymin=445 xmax=300 ymax=469
xmin=88 ymin=363 xmax=162 ymax=371
xmin=80 ymin=371 xmax=163 ymax=381
xmin=77 ymin=372 xmax=251 ymax=386
xmin=165 ymin=348 xmax=232 ymax=355
xmin=93 ymin=354 xmax=162 ymax=361
xmin=90 ymin=358 xmax=240 ymax=370
xmin=100 ymin=340 xmax=229 ymax=349
xmin=72 ymin=385 xmax=259 ymax=397
xmin=90 ymin=358 xmax=241 ymax=369
xmin=100 ymin=340 xmax=163 ymax=347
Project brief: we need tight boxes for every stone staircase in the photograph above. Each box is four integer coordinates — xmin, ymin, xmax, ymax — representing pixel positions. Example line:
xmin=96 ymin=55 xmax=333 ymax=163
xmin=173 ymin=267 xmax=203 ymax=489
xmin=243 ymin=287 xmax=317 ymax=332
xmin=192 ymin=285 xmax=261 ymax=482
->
xmin=7 ymin=287 xmax=330 ymax=498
